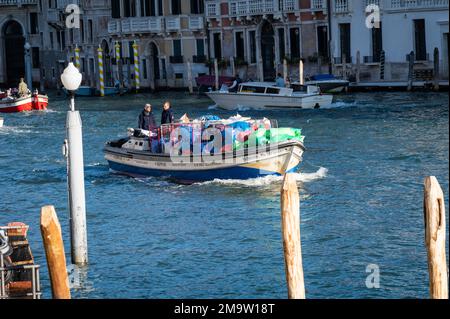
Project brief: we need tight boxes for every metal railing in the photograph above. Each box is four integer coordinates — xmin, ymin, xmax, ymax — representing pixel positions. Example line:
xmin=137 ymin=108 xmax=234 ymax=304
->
xmin=0 ymin=0 xmax=37 ymax=5
xmin=365 ymin=0 xmax=382 ymax=7
xmin=108 ymin=17 xmax=164 ymax=34
xmin=227 ymin=0 xmax=298 ymax=16
xmin=206 ymin=1 xmax=221 ymax=16
xmin=0 ymin=226 xmax=41 ymax=300
xmin=389 ymin=0 xmax=449 ymax=9
xmin=335 ymin=0 xmax=350 ymax=13
xmin=311 ymin=0 xmax=327 ymax=10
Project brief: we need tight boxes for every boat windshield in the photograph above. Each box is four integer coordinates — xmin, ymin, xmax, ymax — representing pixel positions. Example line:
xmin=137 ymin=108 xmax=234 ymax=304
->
xmin=238 ymin=84 xmax=291 ymax=96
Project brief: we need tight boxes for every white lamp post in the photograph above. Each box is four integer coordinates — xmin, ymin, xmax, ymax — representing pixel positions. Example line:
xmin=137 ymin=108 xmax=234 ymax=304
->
xmin=24 ymin=42 xmax=32 ymax=91
xmin=61 ymin=62 xmax=88 ymax=265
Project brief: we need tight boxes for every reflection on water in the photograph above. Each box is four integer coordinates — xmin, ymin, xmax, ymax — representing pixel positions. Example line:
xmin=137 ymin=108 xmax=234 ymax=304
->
xmin=0 ymin=91 xmax=448 ymax=299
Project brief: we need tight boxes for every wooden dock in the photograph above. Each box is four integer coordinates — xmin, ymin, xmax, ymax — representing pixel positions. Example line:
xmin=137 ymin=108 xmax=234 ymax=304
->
xmin=349 ymin=80 xmax=449 ymax=92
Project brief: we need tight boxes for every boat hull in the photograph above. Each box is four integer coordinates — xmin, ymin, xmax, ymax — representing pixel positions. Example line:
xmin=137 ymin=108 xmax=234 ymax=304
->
xmin=104 ymin=140 xmax=304 ymax=183
xmin=206 ymin=91 xmax=333 ymax=110
xmin=0 ymin=95 xmax=48 ymax=113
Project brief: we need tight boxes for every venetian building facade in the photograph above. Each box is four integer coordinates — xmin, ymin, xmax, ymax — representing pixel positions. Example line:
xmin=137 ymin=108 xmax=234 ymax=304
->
xmin=329 ymin=0 xmax=449 ymax=81
xmin=107 ymin=0 xmax=209 ymax=89
xmin=0 ymin=0 xmax=112 ymax=89
xmin=205 ymin=0 xmax=330 ymax=81
xmin=0 ymin=0 xmax=42 ymax=87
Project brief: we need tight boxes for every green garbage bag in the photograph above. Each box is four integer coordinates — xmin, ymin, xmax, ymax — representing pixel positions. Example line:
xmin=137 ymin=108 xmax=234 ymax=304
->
xmin=234 ymin=128 xmax=304 ymax=150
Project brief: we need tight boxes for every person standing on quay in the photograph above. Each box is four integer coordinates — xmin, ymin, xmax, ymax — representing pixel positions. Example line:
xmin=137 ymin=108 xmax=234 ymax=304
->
xmin=161 ymin=101 xmax=174 ymax=125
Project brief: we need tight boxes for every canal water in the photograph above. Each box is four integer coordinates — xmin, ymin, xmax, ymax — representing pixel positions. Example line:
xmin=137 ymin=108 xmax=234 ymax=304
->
xmin=0 ymin=91 xmax=448 ymax=299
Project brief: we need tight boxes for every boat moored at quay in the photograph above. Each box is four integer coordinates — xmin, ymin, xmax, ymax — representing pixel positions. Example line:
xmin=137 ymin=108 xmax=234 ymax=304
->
xmin=104 ymin=116 xmax=305 ymax=184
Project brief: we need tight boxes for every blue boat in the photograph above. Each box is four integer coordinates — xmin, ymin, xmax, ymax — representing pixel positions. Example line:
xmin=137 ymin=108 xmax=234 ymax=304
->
xmin=104 ymin=118 xmax=305 ymax=184
xmin=64 ymin=86 xmax=129 ymax=97
xmin=101 ymin=86 xmax=129 ymax=96
xmin=63 ymin=86 xmax=96 ymax=97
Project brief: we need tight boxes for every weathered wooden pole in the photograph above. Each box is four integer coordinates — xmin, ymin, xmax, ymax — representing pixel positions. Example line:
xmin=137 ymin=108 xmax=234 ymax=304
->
xmin=280 ymin=174 xmax=306 ymax=299
xmin=342 ymin=53 xmax=347 ymax=80
xmin=407 ymin=51 xmax=414 ymax=91
xmin=40 ymin=206 xmax=71 ymax=299
xmin=214 ymin=58 xmax=219 ymax=91
xmin=299 ymin=60 xmax=304 ymax=85
xmin=230 ymin=56 xmax=236 ymax=77
xmin=187 ymin=59 xmax=194 ymax=94
xmin=283 ymin=58 xmax=288 ymax=83
xmin=423 ymin=176 xmax=448 ymax=299
xmin=433 ymin=48 xmax=440 ymax=91
xmin=356 ymin=50 xmax=361 ymax=84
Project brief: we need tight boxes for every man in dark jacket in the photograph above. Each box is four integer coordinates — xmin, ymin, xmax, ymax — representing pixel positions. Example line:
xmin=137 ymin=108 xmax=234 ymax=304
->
xmin=161 ymin=101 xmax=174 ymax=125
xmin=138 ymin=104 xmax=157 ymax=131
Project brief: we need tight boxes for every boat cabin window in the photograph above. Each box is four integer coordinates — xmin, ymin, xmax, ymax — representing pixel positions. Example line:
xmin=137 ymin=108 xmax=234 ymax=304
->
xmin=239 ymin=85 xmax=266 ymax=94
xmin=266 ymin=87 xmax=280 ymax=94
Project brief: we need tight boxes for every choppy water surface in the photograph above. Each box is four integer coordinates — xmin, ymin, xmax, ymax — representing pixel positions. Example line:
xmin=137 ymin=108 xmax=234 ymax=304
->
xmin=0 ymin=91 xmax=448 ymax=299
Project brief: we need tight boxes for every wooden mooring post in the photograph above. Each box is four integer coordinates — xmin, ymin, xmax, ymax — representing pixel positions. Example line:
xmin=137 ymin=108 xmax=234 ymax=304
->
xmin=433 ymin=48 xmax=440 ymax=91
xmin=214 ymin=58 xmax=219 ymax=91
xmin=186 ymin=59 xmax=194 ymax=94
xmin=423 ymin=177 xmax=448 ymax=299
xmin=40 ymin=206 xmax=71 ymax=299
xmin=356 ymin=50 xmax=361 ymax=84
xmin=407 ymin=51 xmax=415 ymax=91
xmin=280 ymin=174 xmax=305 ymax=299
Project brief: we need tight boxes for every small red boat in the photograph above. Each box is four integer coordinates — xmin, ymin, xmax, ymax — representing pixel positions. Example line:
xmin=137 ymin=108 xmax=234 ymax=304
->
xmin=0 ymin=93 xmax=48 ymax=113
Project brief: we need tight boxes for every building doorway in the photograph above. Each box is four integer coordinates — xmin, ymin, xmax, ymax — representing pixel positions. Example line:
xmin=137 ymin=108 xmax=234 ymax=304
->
xmin=3 ymin=20 xmax=25 ymax=86
xmin=261 ymin=22 xmax=275 ymax=81
xmin=101 ymin=40 xmax=113 ymax=86
xmin=150 ymin=42 xmax=160 ymax=86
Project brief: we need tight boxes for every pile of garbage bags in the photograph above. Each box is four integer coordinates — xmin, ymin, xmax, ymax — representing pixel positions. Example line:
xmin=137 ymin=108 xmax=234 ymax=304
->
xmin=160 ymin=114 xmax=304 ymax=155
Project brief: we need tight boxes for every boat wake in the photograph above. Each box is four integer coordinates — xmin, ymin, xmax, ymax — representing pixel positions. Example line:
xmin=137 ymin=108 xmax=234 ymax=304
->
xmin=197 ymin=167 xmax=328 ymax=187
xmin=0 ymin=126 xmax=33 ymax=135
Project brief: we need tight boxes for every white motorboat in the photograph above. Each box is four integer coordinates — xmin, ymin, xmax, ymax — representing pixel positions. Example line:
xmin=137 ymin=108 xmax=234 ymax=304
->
xmin=205 ymin=82 xmax=334 ymax=110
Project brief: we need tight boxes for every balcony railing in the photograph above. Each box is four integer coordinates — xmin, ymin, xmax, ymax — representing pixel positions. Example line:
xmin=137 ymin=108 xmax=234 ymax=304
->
xmin=311 ymin=0 xmax=327 ymax=10
xmin=166 ymin=16 xmax=181 ymax=32
xmin=206 ymin=1 xmax=221 ymax=16
xmin=227 ymin=0 xmax=298 ymax=16
xmin=335 ymin=0 xmax=350 ymax=13
xmin=389 ymin=0 xmax=449 ymax=9
xmin=189 ymin=16 xmax=204 ymax=30
xmin=107 ymin=17 xmax=164 ymax=34
xmin=365 ymin=0 xmax=382 ymax=8
xmin=0 ymin=0 xmax=37 ymax=5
